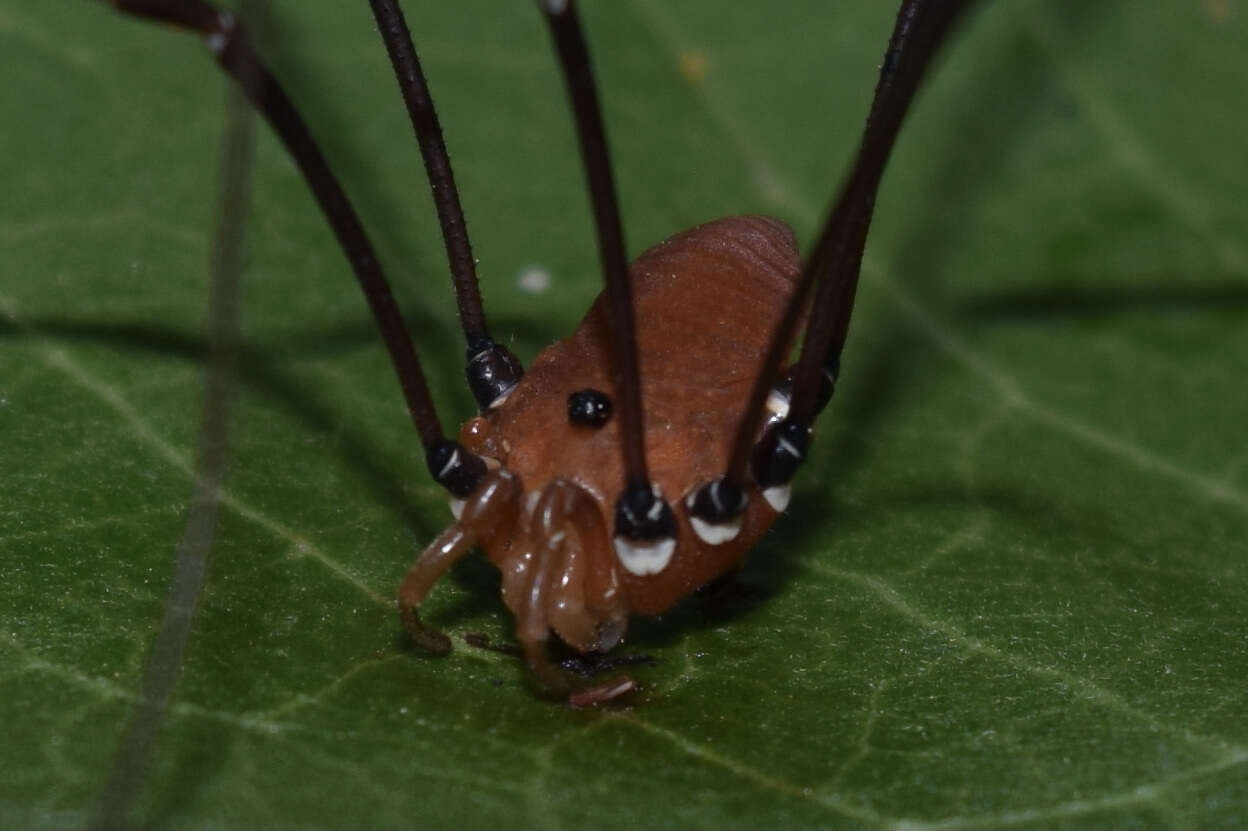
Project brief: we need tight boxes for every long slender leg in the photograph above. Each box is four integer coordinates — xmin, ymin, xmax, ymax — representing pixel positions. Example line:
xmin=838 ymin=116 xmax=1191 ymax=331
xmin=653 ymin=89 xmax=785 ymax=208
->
xmin=89 ymin=7 xmax=259 ymax=828
xmin=537 ymin=0 xmax=677 ymax=564
xmin=786 ymin=0 xmax=975 ymax=428
xmin=110 ymin=0 xmax=486 ymax=497
xmin=366 ymin=0 xmax=524 ymax=411
xmin=690 ymin=0 xmax=977 ymax=529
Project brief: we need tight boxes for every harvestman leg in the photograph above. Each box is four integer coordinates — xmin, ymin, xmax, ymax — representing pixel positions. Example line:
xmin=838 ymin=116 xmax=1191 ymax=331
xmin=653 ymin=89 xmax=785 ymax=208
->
xmin=366 ymin=0 xmax=525 ymax=411
xmin=785 ymin=0 xmax=976 ymax=428
xmin=690 ymin=0 xmax=978 ymax=527
xmin=108 ymin=0 xmax=489 ymax=494
xmin=538 ymin=1 xmax=680 ymax=568
xmin=398 ymin=470 xmax=522 ymax=653
xmin=94 ymin=1 xmax=498 ymax=822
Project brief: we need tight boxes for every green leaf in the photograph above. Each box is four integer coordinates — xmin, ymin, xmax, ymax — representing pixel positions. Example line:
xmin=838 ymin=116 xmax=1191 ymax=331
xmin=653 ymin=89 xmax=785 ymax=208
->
xmin=3 ymin=1 xmax=1246 ymax=828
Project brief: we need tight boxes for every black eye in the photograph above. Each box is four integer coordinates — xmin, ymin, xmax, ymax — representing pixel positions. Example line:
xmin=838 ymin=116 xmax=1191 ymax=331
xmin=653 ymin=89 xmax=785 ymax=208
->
xmin=567 ymin=388 xmax=612 ymax=427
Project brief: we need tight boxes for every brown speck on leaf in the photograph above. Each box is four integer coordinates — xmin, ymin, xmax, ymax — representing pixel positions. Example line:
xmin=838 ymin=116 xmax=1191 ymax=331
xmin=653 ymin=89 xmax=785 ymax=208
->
xmin=1204 ymin=0 xmax=1234 ymax=21
xmin=679 ymin=50 xmax=710 ymax=84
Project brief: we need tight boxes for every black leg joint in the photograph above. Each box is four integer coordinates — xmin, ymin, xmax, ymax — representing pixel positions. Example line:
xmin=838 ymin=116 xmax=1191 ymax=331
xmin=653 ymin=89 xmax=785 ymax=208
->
xmin=614 ymin=483 xmax=677 ymax=542
xmin=426 ymin=439 xmax=487 ymax=498
xmin=688 ymin=477 xmax=748 ymax=525
xmin=567 ymin=388 xmax=612 ymax=427
xmin=466 ymin=338 xmax=524 ymax=411
xmin=751 ymin=417 xmax=811 ymax=491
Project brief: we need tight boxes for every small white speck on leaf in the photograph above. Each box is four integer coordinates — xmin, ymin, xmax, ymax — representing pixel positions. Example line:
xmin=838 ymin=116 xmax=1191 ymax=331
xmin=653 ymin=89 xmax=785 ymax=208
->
xmin=516 ymin=264 xmax=552 ymax=294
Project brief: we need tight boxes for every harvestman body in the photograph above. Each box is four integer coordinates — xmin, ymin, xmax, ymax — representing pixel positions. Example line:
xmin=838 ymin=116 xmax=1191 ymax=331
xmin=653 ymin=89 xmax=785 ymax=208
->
xmin=404 ymin=216 xmax=801 ymax=676
xmin=105 ymin=0 xmax=973 ymax=706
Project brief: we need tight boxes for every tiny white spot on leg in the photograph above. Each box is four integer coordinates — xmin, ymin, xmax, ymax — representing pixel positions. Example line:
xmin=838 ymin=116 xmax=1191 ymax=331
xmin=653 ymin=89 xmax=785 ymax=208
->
xmin=645 ymin=497 xmax=663 ymax=521
xmin=762 ymin=484 xmax=791 ymax=513
xmin=487 ymin=386 xmax=514 ymax=409
xmin=777 ymin=434 xmax=804 ymax=460
xmin=614 ymin=535 xmax=676 ymax=576
xmin=448 ymin=497 xmax=465 ymax=520
xmin=437 ymin=448 xmax=460 ymax=478
xmin=524 ymin=491 xmax=541 ymax=517
xmin=207 ymin=12 xmax=234 ymax=55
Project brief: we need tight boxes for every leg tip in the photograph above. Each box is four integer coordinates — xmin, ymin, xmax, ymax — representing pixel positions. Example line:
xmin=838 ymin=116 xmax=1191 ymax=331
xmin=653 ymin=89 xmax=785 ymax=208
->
xmin=401 ymin=606 xmax=453 ymax=656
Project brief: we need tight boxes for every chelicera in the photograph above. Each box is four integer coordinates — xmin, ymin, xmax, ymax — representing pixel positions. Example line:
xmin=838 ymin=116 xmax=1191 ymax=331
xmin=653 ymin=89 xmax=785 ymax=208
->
xmin=108 ymin=0 xmax=972 ymax=704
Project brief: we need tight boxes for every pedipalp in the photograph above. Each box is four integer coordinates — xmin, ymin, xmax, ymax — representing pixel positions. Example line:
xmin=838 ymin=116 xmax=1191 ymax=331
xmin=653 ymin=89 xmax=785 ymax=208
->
xmin=398 ymin=467 xmax=522 ymax=655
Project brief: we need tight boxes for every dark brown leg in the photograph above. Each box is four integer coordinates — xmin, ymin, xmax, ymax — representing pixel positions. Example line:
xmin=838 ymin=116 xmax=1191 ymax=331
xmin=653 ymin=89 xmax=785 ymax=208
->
xmin=691 ymin=0 xmax=979 ymax=530
xmin=537 ymin=1 xmax=677 ymax=558
xmin=110 ymin=0 xmax=489 ymax=497
xmin=366 ymin=0 xmax=524 ymax=411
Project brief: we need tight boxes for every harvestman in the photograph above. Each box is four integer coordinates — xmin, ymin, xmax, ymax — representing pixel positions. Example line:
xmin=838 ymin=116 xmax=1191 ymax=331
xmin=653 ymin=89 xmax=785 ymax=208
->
xmin=89 ymin=0 xmax=974 ymax=826
xmin=99 ymin=0 xmax=972 ymax=711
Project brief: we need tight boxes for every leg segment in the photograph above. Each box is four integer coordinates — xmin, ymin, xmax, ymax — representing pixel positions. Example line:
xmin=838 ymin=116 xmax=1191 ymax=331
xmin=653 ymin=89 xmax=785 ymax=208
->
xmin=786 ymin=0 xmax=976 ymax=429
xmin=366 ymin=0 xmax=524 ymax=411
xmin=110 ymin=0 xmax=487 ymax=496
xmin=398 ymin=470 xmax=521 ymax=653
xmin=692 ymin=0 xmax=978 ymax=528
xmin=538 ymin=1 xmax=678 ymax=559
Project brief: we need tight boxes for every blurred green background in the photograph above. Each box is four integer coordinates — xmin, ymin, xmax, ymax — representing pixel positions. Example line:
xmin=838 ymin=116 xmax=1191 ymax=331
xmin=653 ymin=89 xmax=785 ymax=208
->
xmin=2 ymin=1 xmax=1246 ymax=827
